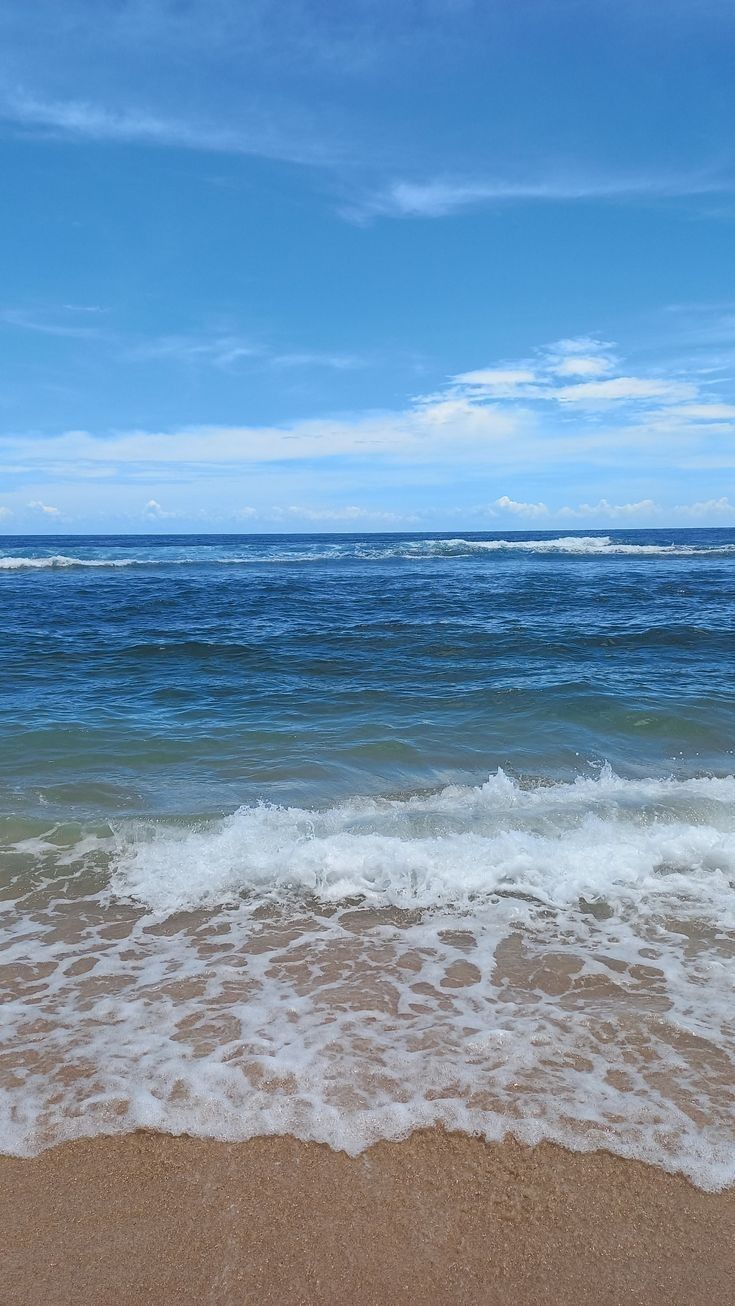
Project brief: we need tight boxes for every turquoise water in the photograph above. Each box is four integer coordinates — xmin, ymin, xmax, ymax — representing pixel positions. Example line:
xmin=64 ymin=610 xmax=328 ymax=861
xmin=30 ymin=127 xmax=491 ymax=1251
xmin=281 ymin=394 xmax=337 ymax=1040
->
xmin=2 ymin=530 xmax=734 ymax=1182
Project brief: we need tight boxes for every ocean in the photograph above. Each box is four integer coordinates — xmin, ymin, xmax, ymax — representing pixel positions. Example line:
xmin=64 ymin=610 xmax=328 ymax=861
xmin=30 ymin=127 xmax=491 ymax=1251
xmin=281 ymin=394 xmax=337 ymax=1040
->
xmin=1 ymin=529 xmax=734 ymax=1188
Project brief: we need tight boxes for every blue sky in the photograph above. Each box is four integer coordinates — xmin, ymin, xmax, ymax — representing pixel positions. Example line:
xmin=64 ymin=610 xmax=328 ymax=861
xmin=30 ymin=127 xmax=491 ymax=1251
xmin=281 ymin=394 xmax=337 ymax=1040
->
xmin=1 ymin=0 xmax=734 ymax=532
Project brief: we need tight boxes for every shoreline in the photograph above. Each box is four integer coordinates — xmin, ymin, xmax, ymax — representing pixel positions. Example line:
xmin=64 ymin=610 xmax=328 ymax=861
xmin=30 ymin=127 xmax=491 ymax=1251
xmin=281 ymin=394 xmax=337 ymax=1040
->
xmin=4 ymin=1129 xmax=734 ymax=1304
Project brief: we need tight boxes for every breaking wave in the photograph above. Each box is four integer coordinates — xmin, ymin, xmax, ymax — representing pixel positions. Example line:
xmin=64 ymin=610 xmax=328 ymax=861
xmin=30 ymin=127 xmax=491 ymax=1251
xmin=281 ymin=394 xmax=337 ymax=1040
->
xmin=2 ymin=535 xmax=735 ymax=571
xmin=108 ymin=767 xmax=735 ymax=920
xmin=0 ymin=554 xmax=137 ymax=570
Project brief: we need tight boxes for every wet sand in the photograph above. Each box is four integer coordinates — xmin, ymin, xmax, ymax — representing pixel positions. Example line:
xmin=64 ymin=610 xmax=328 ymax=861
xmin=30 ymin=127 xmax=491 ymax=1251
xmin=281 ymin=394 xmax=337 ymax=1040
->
xmin=3 ymin=1130 xmax=734 ymax=1305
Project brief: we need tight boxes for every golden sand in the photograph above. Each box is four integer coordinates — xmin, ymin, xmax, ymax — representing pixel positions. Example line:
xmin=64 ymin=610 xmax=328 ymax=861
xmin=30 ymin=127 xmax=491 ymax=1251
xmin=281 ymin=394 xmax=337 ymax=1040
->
xmin=3 ymin=1130 xmax=734 ymax=1304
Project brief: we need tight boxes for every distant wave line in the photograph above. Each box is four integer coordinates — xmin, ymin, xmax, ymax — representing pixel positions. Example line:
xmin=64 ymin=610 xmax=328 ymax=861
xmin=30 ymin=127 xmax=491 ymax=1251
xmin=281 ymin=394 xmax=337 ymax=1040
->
xmin=3 ymin=536 xmax=735 ymax=571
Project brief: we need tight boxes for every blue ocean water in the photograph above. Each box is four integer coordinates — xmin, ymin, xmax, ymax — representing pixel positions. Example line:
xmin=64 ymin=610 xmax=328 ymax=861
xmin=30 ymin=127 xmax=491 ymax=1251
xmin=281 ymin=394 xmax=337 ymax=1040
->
xmin=2 ymin=530 xmax=734 ymax=1182
xmin=2 ymin=529 xmax=734 ymax=817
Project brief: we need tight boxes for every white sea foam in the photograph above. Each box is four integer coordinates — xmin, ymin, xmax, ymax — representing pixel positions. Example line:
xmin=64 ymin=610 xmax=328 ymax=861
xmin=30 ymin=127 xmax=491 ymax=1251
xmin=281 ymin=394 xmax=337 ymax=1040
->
xmin=0 ymin=554 xmax=137 ymax=569
xmin=2 ymin=768 xmax=734 ymax=1187
xmin=109 ymin=767 xmax=735 ymax=920
xmin=392 ymin=535 xmax=735 ymax=557
xmin=2 ymin=536 xmax=734 ymax=570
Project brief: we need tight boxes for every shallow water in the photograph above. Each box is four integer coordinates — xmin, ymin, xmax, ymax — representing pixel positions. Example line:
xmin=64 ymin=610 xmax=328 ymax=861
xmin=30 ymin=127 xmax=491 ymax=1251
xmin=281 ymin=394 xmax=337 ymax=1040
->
xmin=1 ymin=529 xmax=734 ymax=1187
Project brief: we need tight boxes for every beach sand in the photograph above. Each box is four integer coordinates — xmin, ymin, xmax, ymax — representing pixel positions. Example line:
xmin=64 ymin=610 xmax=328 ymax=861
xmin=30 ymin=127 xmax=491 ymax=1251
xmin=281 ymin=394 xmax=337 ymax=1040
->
xmin=3 ymin=1130 xmax=733 ymax=1304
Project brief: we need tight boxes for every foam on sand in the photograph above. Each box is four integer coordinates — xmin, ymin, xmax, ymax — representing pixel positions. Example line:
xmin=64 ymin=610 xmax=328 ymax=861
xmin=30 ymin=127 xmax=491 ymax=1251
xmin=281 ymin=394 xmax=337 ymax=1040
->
xmin=2 ymin=768 xmax=734 ymax=1188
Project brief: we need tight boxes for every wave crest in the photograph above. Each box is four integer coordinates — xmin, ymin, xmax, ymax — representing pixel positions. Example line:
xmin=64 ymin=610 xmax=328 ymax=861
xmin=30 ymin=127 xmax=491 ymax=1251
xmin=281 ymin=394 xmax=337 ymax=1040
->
xmin=108 ymin=767 xmax=735 ymax=919
xmin=2 ymin=534 xmax=735 ymax=570
xmin=0 ymin=554 xmax=136 ymax=570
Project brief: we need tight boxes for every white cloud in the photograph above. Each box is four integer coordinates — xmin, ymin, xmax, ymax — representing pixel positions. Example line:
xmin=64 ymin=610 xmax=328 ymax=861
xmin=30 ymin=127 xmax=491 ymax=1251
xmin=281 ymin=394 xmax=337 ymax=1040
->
xmin=283 ymin=505 xmax=420 ymax=524
xmin=555 ymin=376 xmax=696 ymax=405
xmin=1 ymin=335 xmax=732 ymax=495
xmin=557 ymin=498 xmax=657 ymax=519
xmin=550 ymin=355 xmax=613 ymax=378
xmin=28 ymin=500 xmax=60 ymax=516
xmin=542 ymin=336 xmax=616 ymax=378
xmin=551 ymin=336 xmax=612 ymax=355
xmin=9 ymin=395 xmax=519 ymax=474
xmin=0 ymin=506 xmax=11 ymax=520
xmin=660 ymin=403 xmax=735 ymax=421
xmin=673 ymin=496 xmax=735 ymax=517
xmin=494 ymin=495 xmax=549 ymax=518
xmin=490 ymin=496 xmax=735 ymax=524
xmin=415 ymin=397 xmax=519 ymax=438
xmin=144 ymin=498 xmax=175 ymax=519
xmin=446 ymin=343 xmax=698 ymax=411
xmin=631 ymin=402 xmax=735 ymax=435
xmin=452 ymin=368 xmax=536 ymax=389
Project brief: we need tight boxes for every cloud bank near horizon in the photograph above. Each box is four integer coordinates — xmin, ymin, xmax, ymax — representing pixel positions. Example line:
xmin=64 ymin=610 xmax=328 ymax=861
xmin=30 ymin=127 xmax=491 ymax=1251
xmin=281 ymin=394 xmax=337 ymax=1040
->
xmin=1 ymin=334 xmax=734 ymax=530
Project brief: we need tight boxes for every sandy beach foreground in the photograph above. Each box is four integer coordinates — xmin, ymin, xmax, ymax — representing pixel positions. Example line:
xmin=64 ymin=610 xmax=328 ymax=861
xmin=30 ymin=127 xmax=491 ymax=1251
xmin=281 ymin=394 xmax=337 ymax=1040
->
xmin=3 ymin=1131 xmax=733 ymax=1305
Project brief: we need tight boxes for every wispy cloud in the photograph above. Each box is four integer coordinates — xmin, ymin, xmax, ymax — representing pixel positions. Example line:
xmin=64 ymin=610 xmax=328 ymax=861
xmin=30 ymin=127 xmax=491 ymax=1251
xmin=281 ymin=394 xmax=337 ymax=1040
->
xmin=1 ymin=90 xmax=339 ymax=168
xmin=4 ymin=92 xmax=232 ymax=148
xmin=1 ymin=335 xmax=732 ymax=487
xmin=1 ymin=311 xmax=368 ymax=376
xmin=544 ymin=340 xmax=616 ymax=378
xmin=2 ymin=0 xmax=734 ymax=235
xmin=271 ymin=352 xmax=367 ymax=371
xmin=555 ymin=377 xmax=696 ymax=405
xmin=444 ymin=337 xmax=705 ymax=410
xmin=125 ymin=334 xmax=263 ymax=370
xmin=354 ymin=170 xmax=735 ymax=221
xmin=671 ymin=403 xmax=735 ymax=420
xmin=125 ymin=333 xmax=366 ymax=372
xmin=4 ymin=95 xmax=733 ymax=227
xmin=452 ymin=368 xmax=536 ymax=395
xmin=0 ymin=307 xmax=107 ymax=339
